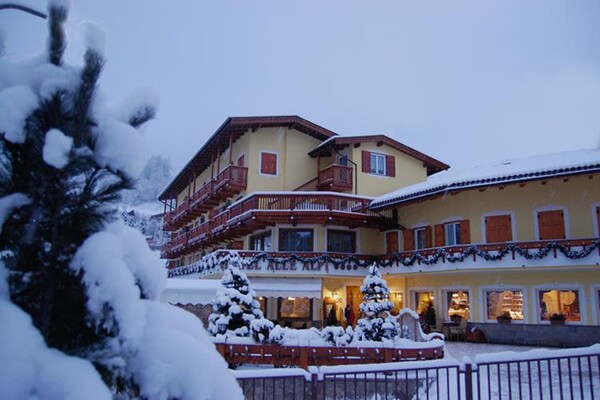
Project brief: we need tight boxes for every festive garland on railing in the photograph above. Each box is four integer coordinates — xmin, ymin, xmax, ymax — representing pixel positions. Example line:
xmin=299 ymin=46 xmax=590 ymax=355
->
xmin=167 ymin=240 xmax=600 ymax=278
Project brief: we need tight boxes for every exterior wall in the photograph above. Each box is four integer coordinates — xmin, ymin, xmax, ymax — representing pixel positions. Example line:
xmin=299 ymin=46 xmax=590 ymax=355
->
xmin=404 ymin=268 xmax=598 ymax=326
xmin=349 ymin=143 xmax=428 ymax=197
xmin=396 ymin=174 xmax=600 ymax=245
xmin=246 ymin=127 xmax=321 ymax=192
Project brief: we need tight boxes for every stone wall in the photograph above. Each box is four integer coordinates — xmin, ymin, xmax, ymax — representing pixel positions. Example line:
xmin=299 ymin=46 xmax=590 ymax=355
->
xmin=468 ymin=323 xmax=600 ymax=348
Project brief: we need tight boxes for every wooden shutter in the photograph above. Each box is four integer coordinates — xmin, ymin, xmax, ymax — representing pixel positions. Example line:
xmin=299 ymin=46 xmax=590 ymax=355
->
xmin=434 ymin=224 xmax=445 ymax=247
xmin=403 ymin=229 xmax=414 ymax=251
xmin=361 ymin=151 xmax=371 ymax=173
xmin=237 ymin=154 xmax=245 ymax=167
xmin=460 ymin=220 xmax=471 ymax=244
xmin=386 ymin=231 xmax=398 ymax=254
xmin=538 ymin=210 xmax=565 ymax=240
xmin=596 ymin=207 xmax=600 ymax=236
xmin=485 ymin=215 xmax=512 ymax=243
xmin=425 ymin=226 xmax=432 ymax=248
xmin=260 ymin=152 xmax=277 ymax=175
xmin=386 ymin=155 xmax=396 ymax=177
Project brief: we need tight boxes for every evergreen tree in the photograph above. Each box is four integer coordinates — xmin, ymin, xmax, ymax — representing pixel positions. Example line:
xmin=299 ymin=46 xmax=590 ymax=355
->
xmin=356 ymin=263 xmax=399 ymax=341
xmin=0 ymin=3 xmax=242 ymax=398
xmin=208 ymin=253 xmax=272 ymax=340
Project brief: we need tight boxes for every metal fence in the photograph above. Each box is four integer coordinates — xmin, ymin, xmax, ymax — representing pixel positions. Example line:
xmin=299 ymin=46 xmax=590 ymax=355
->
xmin=233 ymin=345 xmax=600 ymax=399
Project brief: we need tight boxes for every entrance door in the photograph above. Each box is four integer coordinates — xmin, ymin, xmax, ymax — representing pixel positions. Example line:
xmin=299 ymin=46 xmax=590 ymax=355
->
xmin=346 ymin=286 xmax=361 ymax=326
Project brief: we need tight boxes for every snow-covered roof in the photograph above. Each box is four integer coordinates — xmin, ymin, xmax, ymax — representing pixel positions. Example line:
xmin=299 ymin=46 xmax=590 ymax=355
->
xmin=371 ymin=148 xmax=600 ymax=209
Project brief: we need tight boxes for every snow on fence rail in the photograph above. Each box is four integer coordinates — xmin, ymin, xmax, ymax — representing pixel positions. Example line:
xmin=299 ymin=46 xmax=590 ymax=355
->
xmin=232 ymin=344 xmax=600 ymax=399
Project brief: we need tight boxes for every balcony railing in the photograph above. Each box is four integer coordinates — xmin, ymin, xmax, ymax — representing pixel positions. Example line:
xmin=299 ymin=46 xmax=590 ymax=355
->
xmin=163 ymin=165 xmax=248 ymax=231
xmin=161 ymin=192 xmax=393 ymax=258
xmin=317 ymin=164 xmax=353 ymax=192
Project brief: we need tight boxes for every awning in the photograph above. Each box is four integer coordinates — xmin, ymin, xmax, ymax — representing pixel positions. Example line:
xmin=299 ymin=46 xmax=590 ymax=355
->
xmin=160 ymin=277 xmax=323 ymax=305
xmin=251 ymin=278 xmax=323 ymax=299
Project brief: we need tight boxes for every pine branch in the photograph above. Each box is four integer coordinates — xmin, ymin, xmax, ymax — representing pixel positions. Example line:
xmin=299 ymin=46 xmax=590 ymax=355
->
xmin=0 ymin=4 xmax=47 ymax=19
xmin=129 ymin=106 xmax=156 ymax=128
xmin=47 ymin=4 xmax=67 ymax=66
xmin=73 ymin=50 xmax=104 ymax=147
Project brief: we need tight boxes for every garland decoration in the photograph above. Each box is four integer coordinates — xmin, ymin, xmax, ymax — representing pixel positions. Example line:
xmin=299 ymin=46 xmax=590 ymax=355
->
xmin=167 ymin=240 xmax=600 ymax=278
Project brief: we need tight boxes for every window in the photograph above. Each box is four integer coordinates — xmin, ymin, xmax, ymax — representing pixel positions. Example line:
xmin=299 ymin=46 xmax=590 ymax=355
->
xmin=538 ymin=289 xmax=580 ymax=322
xmin=403 ymin=226 xmax=431 ymax=251
xmin=279 ymin=229 xmax=314 ymax=252
xmin=485 ymin=215 xmax=513 ymax=243
xmin=445 ymin=222 xmax=461 ymax=246
xmin=485 ymin=289 xmax=524 ymax=321
xmin=327 ymin=230 xmax=356 ymax=253
xmin=370 ymin=153 xmax=386 ymax=175
xmin=260 ymin=152 xmax=277 ymax=175
xmin=537 ymin=210 xmax=566 ymax=240
xmin=594 ymin=206 xmax=600 ymax=236
xmin=361 ymin=151 xmax=396 ymax=177
xmin=278 ymin=297 xmax=312 ymax=320
xmin=250 ymin=231 xmax=272 ymax=251
xmin=415 ymin=227 xmax=428 ymax=250
xmin=445 ymin=290 xmax=470 ymax=320
xmin=414 ymin=291 xmax=434 ymax=315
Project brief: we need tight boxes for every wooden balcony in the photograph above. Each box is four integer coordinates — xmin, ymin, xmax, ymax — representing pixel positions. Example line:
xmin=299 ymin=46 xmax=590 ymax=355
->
xmin=317 ymin=164 xmax=353 ymax=192
xmin=161 ymin=192 xmax=397 ymax=258
xmin=163 ymin=165 xmax=248 ymax=231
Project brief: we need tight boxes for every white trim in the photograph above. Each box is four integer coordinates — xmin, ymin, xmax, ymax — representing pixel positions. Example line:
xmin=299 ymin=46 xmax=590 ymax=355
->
xmin=533 ymin=205 xmax=570 ymax=240
xmin=259 ymin=150 xmax=279 ymax=177
xmin=439 ymin=216 xmax=465 ymax=225
xmin=414 ymin=226 xmax=428 ymax=250
xmin=591 ymin=202 xmax=600 ymax=237
xmin=369 ymin=151 xmax=387 ymax=177
xmin=532 ymin=284 xmax=585 ymax=325
xmin=481 ymin=210 xmax=517 ymax=244
xmin=479 ymin=285 xmax=528 ymax=323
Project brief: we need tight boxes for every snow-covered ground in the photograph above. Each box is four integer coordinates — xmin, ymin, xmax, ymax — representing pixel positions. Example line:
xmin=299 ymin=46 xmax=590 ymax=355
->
xmin=444 ymin=341 xmax=543 ymax=360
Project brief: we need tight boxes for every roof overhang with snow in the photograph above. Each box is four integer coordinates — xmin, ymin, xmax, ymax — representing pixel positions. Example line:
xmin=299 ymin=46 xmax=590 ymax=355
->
xmin=370 ymin=148 xmax=600 ymax=210
xmin=308 ymin=135 xmax=449 ymax=176
xmin=159 ymin=116 xmax=337 ymax=200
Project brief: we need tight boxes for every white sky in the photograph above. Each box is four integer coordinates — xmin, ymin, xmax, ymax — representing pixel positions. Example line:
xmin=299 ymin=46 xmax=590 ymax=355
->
xmin=1 ymin=0 xmax=599 ymax=173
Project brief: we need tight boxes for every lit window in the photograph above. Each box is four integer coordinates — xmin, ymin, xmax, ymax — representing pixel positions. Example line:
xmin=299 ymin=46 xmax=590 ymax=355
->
xmin=485 ymin=290 xmax=524 ymax=321
xmin=445 ymin=222 xmax=461 ymax=246
xmin=370 ymin=153 xmax=386 ymax=175
xmin=538 ymin=289 xmax=580 ymax=322
xmin=446 ymin=290 xmax=470 ymax=320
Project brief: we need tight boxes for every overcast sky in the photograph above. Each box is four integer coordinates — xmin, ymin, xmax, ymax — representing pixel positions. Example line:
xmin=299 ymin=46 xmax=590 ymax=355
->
xmin=2 ymin=0 xmax=599 ymax=173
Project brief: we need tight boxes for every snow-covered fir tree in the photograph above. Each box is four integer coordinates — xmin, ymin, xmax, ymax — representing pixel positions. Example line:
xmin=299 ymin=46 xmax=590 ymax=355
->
xmin=356 ymin=263 xmax=399 ymax=341
xmin=0 ymin=2 xmax=241 ymax=398
xmin=208 ymin=253 xmax=273 ymax=341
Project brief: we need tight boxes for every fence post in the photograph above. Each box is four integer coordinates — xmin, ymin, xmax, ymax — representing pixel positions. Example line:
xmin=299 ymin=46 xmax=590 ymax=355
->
xmin=310 ymin=367 xmax=319 ymax=400
xmin=464 ymin=363 xmax=473 ymax=400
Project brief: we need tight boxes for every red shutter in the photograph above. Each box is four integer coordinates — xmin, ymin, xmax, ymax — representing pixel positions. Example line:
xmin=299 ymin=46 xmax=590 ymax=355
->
xmin=538 ymin=210 xmax=565 ymax=240
xmin=425 ymin=226 xmax=432 ymax=248
xmin=460 ymin=220 xmax=471 ymax=244
xmin=261 ymin=152 xmax=277 ymax=175
xmin=386 ymin=155 xmax=396 ymax=177
xmin=403 ymin=229 xmax=414 ymax=251
xmin=386 ymin=231 xmax=398 ymax=254
xmin=485 ymin=215 xmax=512 ymax=243
xmin=434 ymin=224 xmax=445 ymax=247
xmin=237 ymin=155 xmax=245 ymax=167
xmin=362 ymin=151 xmax=371 ymax=173
xmin=596 ymin=207 xmax=599 ymax=236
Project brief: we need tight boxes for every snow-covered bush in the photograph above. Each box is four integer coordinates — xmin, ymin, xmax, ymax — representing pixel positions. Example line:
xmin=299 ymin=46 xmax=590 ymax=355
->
xmin=208 ymin=253 xmax=272 ymax=339
xmin=356 ymin=263 xmax=400 ymax=341
xmin=0 ymin=2 xmax=241 ymax=398
xmin=321 ymin=325 xmax=354 ymax=346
